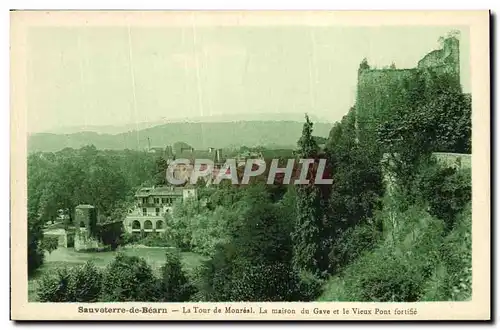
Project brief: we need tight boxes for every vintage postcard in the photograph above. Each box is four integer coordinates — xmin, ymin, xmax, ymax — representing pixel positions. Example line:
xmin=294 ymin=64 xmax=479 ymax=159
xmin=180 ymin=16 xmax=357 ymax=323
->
xmin=10 ymin=10 xmax=490 ymax=321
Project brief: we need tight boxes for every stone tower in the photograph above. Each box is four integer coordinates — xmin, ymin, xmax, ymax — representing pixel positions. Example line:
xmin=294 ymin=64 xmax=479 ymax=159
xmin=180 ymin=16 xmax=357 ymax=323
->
xmin=442 ymin=36 xmax=460 ymax=78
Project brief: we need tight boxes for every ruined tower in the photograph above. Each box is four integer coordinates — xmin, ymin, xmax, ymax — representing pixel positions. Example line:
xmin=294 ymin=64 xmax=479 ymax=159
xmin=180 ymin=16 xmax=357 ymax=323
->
xmin=355 ymin=34 xmax=461 ymax=142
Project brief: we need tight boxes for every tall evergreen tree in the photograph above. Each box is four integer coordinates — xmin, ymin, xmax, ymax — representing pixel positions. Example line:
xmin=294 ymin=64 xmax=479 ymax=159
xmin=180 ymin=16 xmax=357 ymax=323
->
xmin=292 ymin=114 xmax=325 ymax=274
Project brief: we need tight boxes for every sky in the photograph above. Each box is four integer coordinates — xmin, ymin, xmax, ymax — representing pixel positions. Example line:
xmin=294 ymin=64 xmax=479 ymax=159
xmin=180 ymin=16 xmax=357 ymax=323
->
xmin=27 ymin=26 xmax=470 ymax=133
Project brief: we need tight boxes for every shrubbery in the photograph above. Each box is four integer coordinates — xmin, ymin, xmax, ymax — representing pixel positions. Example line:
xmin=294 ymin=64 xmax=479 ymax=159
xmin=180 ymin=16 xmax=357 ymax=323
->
xmin=100 ymin=253 xmax=158 ymax=302
xmin=321 ymin=164 xmax=471 ymax=302
xmin=162 ymin=194 xmax=233 ymax=256
xmin=37 ymin=261 xmax=102 ymax=302
xmin=414 ymin=159 xmax=471 ymax=230
xmin=155 ymin=250 xmax=196 ymax=301
xmin=139 ymin=233 xmax=172 ymax=247
xmin=41 ymin=236 xmax=59 ymax=254
xmin=195 ymin=184 xmax=318 ymax=302
xmin=421 ymin=204 xmax=472 ymax=301
xmin=36 ymin=252 xmax=196 ymax=302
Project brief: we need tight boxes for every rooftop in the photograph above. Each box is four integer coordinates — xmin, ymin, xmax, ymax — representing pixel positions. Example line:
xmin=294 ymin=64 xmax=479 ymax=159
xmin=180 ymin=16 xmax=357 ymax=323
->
xmin=135 ymin=185 xmax=194 ymax=197
xmin=75 ymin=204 xmax=95 ymax=209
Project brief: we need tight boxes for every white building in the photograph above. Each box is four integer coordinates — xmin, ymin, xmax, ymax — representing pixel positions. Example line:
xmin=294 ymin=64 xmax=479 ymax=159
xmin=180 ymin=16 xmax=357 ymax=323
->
xmin=123 ymin=186 xmax=197 ymax=234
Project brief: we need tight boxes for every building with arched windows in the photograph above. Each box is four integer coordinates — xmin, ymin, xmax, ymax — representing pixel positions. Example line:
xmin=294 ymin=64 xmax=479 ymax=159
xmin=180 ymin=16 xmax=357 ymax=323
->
xmin=123 ymin=186 xmax=197 ymax=234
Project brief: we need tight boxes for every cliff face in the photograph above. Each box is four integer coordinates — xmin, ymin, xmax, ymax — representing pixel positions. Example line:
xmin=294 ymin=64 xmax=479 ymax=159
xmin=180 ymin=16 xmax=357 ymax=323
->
xmin=355 ymin=36 xmax=461 ymax=141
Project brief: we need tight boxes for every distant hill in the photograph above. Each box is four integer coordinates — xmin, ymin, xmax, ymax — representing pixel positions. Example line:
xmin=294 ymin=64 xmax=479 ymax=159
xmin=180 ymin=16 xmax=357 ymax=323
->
xmin=39 ymin=113 xmax=332 ymax=135
xmin=28 ymin=121 xmax=334 ymax=153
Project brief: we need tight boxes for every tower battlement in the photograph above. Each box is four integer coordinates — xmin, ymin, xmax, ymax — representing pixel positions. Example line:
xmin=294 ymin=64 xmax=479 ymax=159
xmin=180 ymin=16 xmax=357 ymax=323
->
xmin=355 ymin=35 xmax=462 ymax=141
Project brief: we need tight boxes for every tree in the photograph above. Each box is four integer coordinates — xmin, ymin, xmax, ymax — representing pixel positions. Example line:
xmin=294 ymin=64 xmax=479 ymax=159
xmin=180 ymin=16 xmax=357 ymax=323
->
xmin=27 ymin=211 xmax=45 ymax=276
xmin=100 ymin=253 xmax=158 ymax=302
xmin=316 ymin=107 xmax=386 ymax=275
xmin=80 ymin=155 xmax=130 ymax=217
xmin=156 ymin=251 xmax=196 ymax=302
xmin=198 ymin=184 xmax=303 ymax=301
xmin=376 ymin=72 xmax=470 ymax=202
xmin=97 ymin=221 xmax=124 ymax=250
xmin=153 ymin=157 xmax=169 ymax=185
xmin=27 ymin=154 xmax=56 ymax=274
xmin=37 ymin=261 xmax=102 ymax=302
xmin=292 ymin=115 xmax=325 ymax=274
xmin=359 ymin=58 xmax=370 ymax=72
xmin=37 ymin=267 xmax=73 ymax=302
xmin=41 ymin=236 xmax=59 ymax=254
xmin=52 ymin=157 xmax=87 ymax=224
xmin=297 ymin=114 xmax=319 ymax=159
xmin=70 ymin=261 xmax=102 ymax=302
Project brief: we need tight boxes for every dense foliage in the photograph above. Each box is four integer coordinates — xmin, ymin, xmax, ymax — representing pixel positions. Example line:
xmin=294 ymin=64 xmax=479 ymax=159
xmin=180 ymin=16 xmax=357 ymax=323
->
xmin=27 ymin=146 xmax=157 ymax=273
xmin=37 ymin=252 xmax=196 ymax=302
xmin=38 ymin=261 xmax=102 ymax=302
xmin=100 ymin=253 xmax=158 ymax=302
xmin=196 ymin=184 xmax=306 ymax=301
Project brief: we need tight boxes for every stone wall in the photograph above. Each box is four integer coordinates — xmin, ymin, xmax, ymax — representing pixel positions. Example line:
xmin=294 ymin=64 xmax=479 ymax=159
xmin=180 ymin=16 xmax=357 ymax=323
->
xmin=356 ymin=68 xmax=418 ymax=138
xmin=74 ymin=228 xmax=100 ymax=251
xmin=355 ymin=36 xmax=461 ymax=141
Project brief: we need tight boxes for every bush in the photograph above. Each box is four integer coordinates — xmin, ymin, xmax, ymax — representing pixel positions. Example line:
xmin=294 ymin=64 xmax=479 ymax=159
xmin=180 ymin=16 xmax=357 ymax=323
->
xmin=328 ymin=222 xmax=382 ymax=274
xmin=71 ymin=261 xmax=102 ymax=302
xmin=98 ymin=221 xmax=124 ymax=250
xmin=189 ymin=207 xmax=232 ymax=256
xmin=442 ymin=205 xmax=472 ymax=300
xmin=414 ymin=160 xmax=471 ymax=230
xmin=41 ymin=236 xmax=59 ymax=254
xmin=36 ymin=261 xmax=102 ymax=302
xmin=120 ymin=232 xmax=139 ymax=245
xmin=37 ymin=267 xmax=73 ymax=302
xmin=344 ymin=251 xmax=424 ymax=302
xmin=139 ymin=233 xmax=172 ymax=247
xmin=28 ymin=215 xmax=45 ymax=276
xmin=233 ymin=262 xmax=303 ymax=302
xmin=100 ymin=253 xmax=158 ymax=302
xmin=335 ymin=206 xmax=444 ymax=302
xmin=297 ymin=270 xmax=324 ymax=301
xmin=421 ymin=205 xmax=471 ymax=301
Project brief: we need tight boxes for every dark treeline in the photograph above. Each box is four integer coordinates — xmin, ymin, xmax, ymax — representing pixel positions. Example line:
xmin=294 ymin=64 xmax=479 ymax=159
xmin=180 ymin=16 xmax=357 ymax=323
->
xmin=28 ymin=146 xmax=157 ymax=275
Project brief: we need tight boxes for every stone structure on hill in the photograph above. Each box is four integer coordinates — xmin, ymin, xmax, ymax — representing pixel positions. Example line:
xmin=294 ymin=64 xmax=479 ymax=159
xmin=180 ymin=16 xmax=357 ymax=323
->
xmin=74 ymin=204 xmax=100 ymax=251
xmin=355 ymin=34 xmax=462 ymax=141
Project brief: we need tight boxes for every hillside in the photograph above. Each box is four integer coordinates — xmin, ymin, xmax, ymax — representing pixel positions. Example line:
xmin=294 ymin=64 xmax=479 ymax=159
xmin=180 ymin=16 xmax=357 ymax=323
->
xmin=40 ymin=113 xmax=332 ymax=135
xmin=28 ymin=121 xmax=334 ymax=153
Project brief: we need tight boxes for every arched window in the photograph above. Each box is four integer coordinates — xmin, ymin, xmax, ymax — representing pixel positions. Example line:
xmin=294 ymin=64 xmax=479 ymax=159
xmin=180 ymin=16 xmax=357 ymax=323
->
xmin=132 ymin=220 xmax=141 ymax=230
xmin=144 ymin=220 xmax=153 ymax=230
xmin=156 ymin=220 xmax=164 ymax=229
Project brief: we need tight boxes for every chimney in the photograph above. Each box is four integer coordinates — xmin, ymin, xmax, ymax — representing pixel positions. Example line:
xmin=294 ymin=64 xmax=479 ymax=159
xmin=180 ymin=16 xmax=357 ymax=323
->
xmin=215 ymin=148 xmax=223 ymax=163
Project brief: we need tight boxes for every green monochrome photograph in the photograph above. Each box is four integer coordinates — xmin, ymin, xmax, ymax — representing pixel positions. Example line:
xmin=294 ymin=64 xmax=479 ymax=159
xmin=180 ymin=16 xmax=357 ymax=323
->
xmin=10 ymin=10 xmax=490 ymax=321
